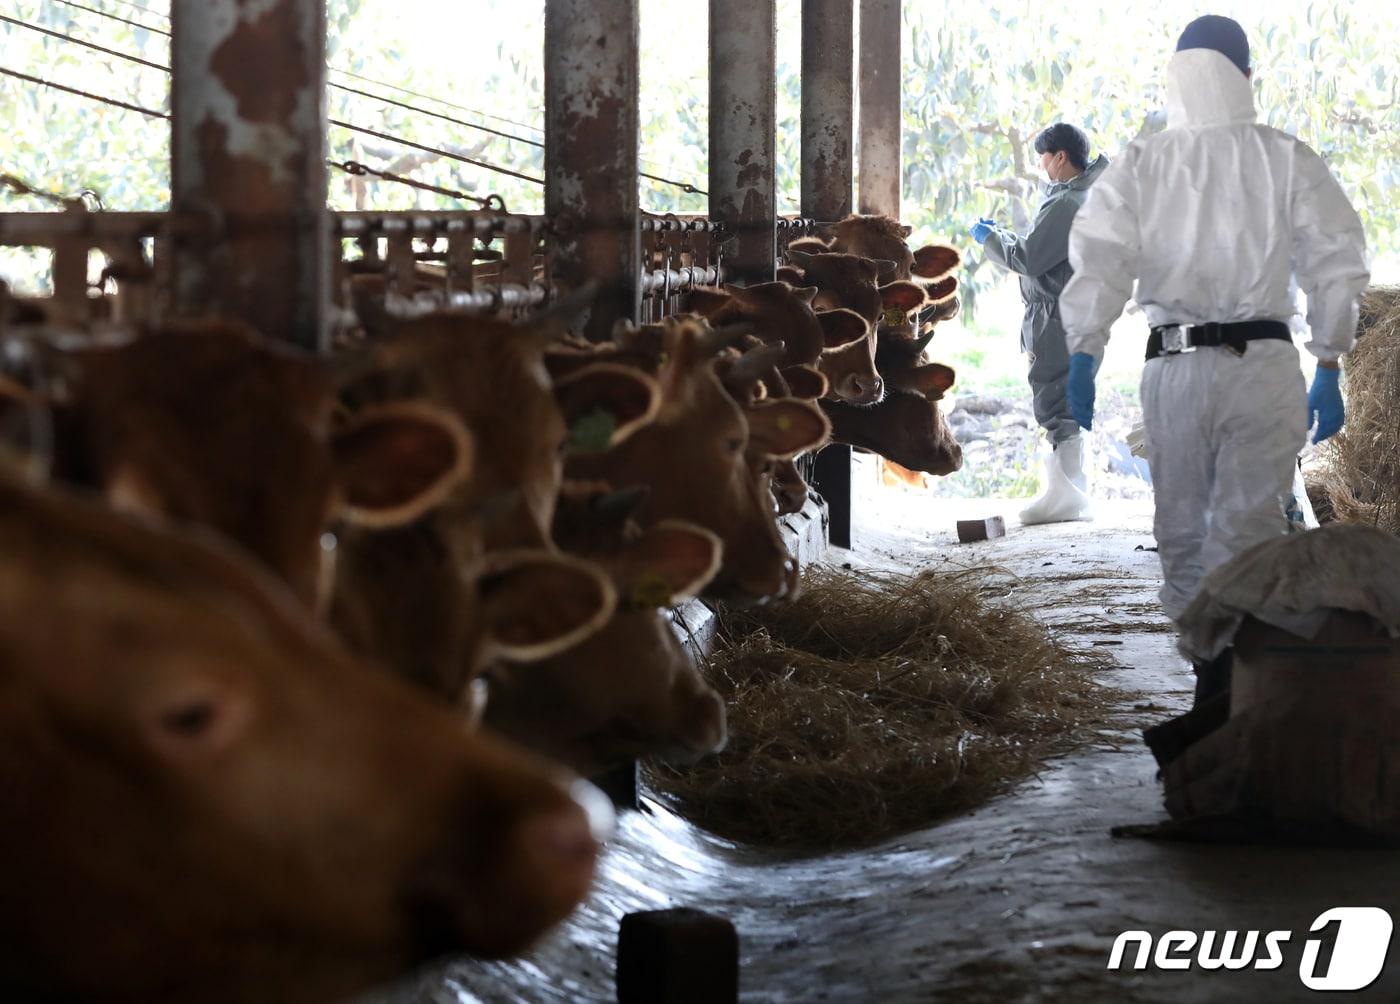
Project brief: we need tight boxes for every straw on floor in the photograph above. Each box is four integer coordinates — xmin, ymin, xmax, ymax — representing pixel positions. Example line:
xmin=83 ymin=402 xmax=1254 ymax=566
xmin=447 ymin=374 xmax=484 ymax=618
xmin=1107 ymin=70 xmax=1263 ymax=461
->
xmin=1319 ymin=285 xmax=1400 ymax=532
xmin=647 ymin=565 xmax=1117 ymax=850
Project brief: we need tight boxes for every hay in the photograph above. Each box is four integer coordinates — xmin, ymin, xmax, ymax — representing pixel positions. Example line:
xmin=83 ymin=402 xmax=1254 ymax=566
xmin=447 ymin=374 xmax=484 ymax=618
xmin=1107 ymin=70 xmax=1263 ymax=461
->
xmin=1319 ymin=286 xmax=1400 ymax=532
xmin=647 ymin=566 xmax=1119 ymax=851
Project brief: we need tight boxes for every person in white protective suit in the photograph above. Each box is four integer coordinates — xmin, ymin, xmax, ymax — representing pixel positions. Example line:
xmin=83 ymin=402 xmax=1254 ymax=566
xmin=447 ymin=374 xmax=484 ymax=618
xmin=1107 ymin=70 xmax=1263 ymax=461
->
xmin=1059 ymin=15 xmax=1370 ymax=715
xmin=970 ymin=123 xmax=1108 ymax=526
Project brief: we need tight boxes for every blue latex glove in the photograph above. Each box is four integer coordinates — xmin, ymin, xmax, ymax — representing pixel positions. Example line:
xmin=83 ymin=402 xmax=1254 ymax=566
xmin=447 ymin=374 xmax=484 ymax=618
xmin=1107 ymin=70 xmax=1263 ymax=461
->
xmin=1307 ymin=365 xmax=1344 ymax=444
xmin=969 ymin=217 xmax=995 ymax=244
xmin=1067 ymin=352 xmax=1098 ymax=431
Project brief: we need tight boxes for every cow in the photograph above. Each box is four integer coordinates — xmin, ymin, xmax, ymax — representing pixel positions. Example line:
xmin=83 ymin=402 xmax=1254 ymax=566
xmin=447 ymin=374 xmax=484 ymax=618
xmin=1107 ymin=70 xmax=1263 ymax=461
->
xmin=485 ymin=486 xmax=728 ymax=774
xmin=0 ymin=472 xmax=608 ymax=1003
xmin=823 ymin=374 xmax=963 ymax=476
xmin=2 ymin=320 xmax=474 ymax=611
xmin=565 ymin=318 xmax=827 ymax=603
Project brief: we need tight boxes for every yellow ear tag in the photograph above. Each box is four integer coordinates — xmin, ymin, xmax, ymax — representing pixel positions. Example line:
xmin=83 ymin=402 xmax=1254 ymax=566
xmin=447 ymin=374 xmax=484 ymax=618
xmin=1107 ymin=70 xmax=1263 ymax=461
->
xmin=628 ymin=572 xmax=674 ymax=609
xmin=776 ymin=414 xmax=792 ymax=431
xmin=881 ymin=307 xmax=907 ymax=328
xmin=567 ymin=408 xmax=618 ymax=455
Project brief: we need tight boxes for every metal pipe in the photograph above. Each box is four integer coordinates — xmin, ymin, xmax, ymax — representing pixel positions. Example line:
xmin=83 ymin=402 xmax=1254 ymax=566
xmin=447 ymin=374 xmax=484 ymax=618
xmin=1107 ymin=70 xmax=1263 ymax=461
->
xmin=858 ymin=0 xmax=901 ymax=218
xmin=0 ymin=211 xmax=203 ymax=243
xmin=710 ymin=0 xmax=777 ymax=286
xmin=800 ymin=0 xmax=855 ymax=221
xmin=640 ymin=265 xmax=725 ymax=296
xmin=801 ymin=0 xmax=856 ymax=548
xmin=170 ymin=0 xmax=328 ymax=351
xmin=333 ymin=212 xmax=549 ymax=238
xmin=545 ymin=0 xmax=641 ymax=342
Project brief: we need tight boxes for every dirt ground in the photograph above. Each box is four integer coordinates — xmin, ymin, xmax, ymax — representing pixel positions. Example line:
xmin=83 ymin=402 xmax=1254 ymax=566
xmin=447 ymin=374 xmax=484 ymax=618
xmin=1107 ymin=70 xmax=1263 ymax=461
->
xmin=372 ymin=467 xmax=1400 ymax=1003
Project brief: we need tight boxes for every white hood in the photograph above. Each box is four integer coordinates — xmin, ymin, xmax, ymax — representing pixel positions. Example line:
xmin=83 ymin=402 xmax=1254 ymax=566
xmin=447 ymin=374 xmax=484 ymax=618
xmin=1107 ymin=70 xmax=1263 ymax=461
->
xmin=1166 ymin=48 xmax=1257 ymax=129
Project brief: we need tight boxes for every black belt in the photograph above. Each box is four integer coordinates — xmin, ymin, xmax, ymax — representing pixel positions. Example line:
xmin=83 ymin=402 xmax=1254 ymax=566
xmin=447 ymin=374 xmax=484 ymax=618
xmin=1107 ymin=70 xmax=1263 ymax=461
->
xmin=1145 ymin=320 xmax=1291 ymax=361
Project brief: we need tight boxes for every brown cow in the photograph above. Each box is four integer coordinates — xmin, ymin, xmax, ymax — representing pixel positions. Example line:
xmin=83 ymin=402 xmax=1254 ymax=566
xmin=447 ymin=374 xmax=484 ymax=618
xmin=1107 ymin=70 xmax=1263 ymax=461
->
xmin=565 ymin=319 xmax=822 ymax=603
xmin=486 ymin=489 xmax=728 ymax=774
xmin=0 ymin=474 xmax=607 ymax=1003
xmin=6 ymin=321 xmax=473 ymax=611
xmin=823 ymin=372 xmax=963 ymax=476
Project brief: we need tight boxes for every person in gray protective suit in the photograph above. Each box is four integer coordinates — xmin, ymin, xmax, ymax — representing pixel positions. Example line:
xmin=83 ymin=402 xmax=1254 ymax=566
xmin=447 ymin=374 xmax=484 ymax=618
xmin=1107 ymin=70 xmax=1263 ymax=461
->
xmin=970 ymin=123 xmax=1108 ymax=524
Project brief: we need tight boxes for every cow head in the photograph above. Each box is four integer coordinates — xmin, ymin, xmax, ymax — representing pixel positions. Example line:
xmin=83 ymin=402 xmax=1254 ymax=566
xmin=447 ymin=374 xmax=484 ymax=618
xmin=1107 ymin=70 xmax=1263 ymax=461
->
xmin=487 ymin=496 xmax=728 ymax=774
xmin=784 ymin=249 xmax=896 ymax=325
xmin=816 ymin=307 xmax=883 ymax=405
xmin=0 ymin=475 xmax=608 ymax=1001
xmin=566 ymin=319 xmax=800 ymax=603
xmin=823 ymin=371 xmax=962 ymax=476
xmin=5 ymin=322 xmax=473 ymax=611
xmin=686 ymin=281 xmax=827 ymax=367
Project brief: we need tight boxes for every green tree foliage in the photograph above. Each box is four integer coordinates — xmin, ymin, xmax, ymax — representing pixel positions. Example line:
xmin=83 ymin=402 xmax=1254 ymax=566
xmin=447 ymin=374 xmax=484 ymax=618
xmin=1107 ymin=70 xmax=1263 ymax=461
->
xmin=1 ymin=0 xmax=1396 ymax=308
xmin=902 ymin=1 xmax=1400 ymax=314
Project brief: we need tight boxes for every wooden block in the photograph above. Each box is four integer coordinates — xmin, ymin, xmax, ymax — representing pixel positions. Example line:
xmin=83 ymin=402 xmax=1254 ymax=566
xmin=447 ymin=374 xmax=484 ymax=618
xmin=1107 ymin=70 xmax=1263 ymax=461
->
xmin=617 ymin=908 xmax=739 ymax=1004
xmin=956 ymin=516 xmax=1006 ymax=543
xmin=589 ymin=758 xmax=640 ymax=812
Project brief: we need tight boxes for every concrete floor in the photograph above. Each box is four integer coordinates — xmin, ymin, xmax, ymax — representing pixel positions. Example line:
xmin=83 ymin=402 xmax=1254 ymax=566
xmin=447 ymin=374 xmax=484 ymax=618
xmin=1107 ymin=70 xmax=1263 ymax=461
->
xmin=375 ymin=475 xmax=1400 ymax=1003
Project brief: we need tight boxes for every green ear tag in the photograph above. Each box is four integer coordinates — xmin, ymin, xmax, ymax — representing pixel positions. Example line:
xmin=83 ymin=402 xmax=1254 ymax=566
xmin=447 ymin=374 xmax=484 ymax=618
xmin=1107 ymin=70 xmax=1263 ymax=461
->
xmin=567 ymin=408 xmax=618 ymax=455
xmin=881 ymin=307 xmax=907 ymax=328
xmin=628 ymin=571 xmax=674 ymax=609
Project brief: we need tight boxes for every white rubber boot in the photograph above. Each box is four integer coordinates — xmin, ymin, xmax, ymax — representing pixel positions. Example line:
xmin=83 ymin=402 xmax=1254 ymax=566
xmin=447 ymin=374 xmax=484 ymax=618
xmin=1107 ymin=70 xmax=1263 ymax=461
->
xmin=1018 ymin=437 xmax=1093 ymax=525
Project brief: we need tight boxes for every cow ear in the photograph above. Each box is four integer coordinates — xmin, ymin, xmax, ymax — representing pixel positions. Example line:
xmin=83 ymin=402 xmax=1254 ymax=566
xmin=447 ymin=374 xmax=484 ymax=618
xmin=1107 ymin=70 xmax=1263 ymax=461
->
xmin=779 ymin=364 xmax=829 ymax=400
xmin=816 ymin=308 xmax=869 ymax=349
xmin=686 ymin=286 xmax=733 ymax=317
xmin=476 ymin=551 xmax=617 ymax=662
xmin=912 ymin=244 xmax=962 ymax=279
xmin=332 ymin=401 xmax=474 ymax=528
xmin=745 ymin=398 xmax=831 ymax=458
xmin=880 ymin=281 xmax=928 ymax=313
xmin=906 ymin=363 xmax=957 ymax=401
xmin=612 ymin=520 xmax=723 ymax=608
xmin=928 ymin=296 xmax=961 ymax=324
xmin=776 ymin=265 xmax=806 ymax=286
xmin=789 ymin=284 xmax=819 ymax=305
xmin=553 ymin=363 xmax=661 ymax=453
xmin=919 ymin=275 xmax=959 ymax=304
xmin=900 ymin=225 xmax=914 ymax=238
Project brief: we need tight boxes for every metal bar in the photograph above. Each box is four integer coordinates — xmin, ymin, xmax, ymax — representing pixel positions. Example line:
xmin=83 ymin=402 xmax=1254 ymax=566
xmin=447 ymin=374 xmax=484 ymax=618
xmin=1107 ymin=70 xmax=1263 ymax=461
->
xmin=333 ymin=212 xmax=550 ymax=238
xmin=545 ymin=0 xmax=641 ymax=341
xmin=0 ymin=211 xmax=199 ymax=243
xmin=171 ymin=0 xmax=328 ymax=350
xmin=801 ymin=0 xmax=855 ymax=221
xmin=388 ymin=282 xmax=553 ymax=317
xmin=710 ymin=0 xmax=776 ymax=285
xmin=802 ymin=0 xmax=856 ymax=548
xmin=639 ymin=265 xmax=725 ymax=296
xmin=857 ymin=0 xmax=901 ymax=217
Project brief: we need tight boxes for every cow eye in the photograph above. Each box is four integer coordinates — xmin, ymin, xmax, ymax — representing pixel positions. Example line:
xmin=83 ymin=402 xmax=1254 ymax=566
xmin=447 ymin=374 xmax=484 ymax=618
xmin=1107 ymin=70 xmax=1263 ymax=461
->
xmin=724 ymin=436 xmax=744 ymax=455
xmin=160 ymin=701 xmax=217 ymax=738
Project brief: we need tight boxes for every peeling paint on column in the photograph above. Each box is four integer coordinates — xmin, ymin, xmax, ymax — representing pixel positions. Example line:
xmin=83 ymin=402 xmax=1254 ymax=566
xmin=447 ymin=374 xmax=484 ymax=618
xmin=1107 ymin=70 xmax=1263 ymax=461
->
xmin=801 ymin=0 xmax=854 ymax=221
xmin=858 ymin=0 xmax=901 ymax=218
xmin=545 ymin=0 xmax=641 ymax=342
xmin=171 ymin=0 xmax=328 ymax=350
xmin=710 ymin=0 xmax=777 ymax=285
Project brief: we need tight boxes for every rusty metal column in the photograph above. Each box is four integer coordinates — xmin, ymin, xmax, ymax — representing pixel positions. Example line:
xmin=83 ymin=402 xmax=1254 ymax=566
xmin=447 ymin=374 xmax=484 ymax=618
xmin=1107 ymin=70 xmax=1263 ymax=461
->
xmin=710 ymin=0 xmax=777 ymax=286
xmin=802 ymin=0 xmax=856 ymax=548
xmin=545 ymin=0 xmax=641 ymax=341
xmin=858 ymin=0 xmax=901 ymax=217
xmin=170 ymin=0 xmax=328 ymax=351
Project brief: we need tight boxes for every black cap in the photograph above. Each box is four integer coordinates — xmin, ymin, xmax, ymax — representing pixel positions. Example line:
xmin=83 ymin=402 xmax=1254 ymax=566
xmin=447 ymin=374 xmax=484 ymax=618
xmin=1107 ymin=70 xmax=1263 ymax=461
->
xmin=1176 ymin=15 xmax=1250 ymax=75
